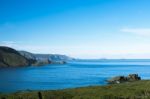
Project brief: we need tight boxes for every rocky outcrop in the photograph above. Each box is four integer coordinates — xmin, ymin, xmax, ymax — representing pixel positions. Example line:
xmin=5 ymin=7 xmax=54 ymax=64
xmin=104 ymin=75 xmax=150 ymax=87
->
xmin=107 ymin=74 xmax=141 ymax=84
xmin=0 ymin=46 xmax=30 ymax=67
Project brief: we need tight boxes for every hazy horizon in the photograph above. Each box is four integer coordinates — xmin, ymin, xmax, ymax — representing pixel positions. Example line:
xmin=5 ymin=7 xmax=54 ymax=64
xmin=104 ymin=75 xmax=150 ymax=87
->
xmin=1 ymin=0 xmax=150 ymax=59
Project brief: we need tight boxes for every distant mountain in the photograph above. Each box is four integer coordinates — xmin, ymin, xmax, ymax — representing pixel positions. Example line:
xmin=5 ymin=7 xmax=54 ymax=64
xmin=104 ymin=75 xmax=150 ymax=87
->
xmin=19 ymin=51 xmax=73 ymax=66
xmin=19 ymin=51 xmax=36 ymax=60
xmin=19 ymin=51 xmax=73 ymax=62
xmin=0 ymin=46 xmax=30 ymax=67
xmin=34 ymin=54 xmax=73 ymax=62
xmin=0 ymin=46 xmax=73 ymax=67
xmin=19 ymin=51 xmax=37 ymax=64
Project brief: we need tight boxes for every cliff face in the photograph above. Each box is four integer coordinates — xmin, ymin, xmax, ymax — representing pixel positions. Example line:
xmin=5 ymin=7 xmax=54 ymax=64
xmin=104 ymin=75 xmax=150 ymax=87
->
xmin=0 ymin=46 xmax=30 ymax=67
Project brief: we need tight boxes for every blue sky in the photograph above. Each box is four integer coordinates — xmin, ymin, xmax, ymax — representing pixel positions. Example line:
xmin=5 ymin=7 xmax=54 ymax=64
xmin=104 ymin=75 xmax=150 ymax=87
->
xmin=1 ymin=0 xmax=150 ymax=58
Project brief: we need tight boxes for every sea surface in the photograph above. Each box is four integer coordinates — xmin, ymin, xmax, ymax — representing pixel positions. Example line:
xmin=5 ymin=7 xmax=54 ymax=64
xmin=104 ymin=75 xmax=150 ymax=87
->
xmin=1 ymin=59 xmax=150 ymax=93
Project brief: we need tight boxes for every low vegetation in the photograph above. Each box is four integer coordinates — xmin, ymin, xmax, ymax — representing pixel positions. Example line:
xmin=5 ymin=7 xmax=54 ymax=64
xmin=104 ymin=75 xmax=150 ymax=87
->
xmin=1 ymin=80 xmax=150 ymax=99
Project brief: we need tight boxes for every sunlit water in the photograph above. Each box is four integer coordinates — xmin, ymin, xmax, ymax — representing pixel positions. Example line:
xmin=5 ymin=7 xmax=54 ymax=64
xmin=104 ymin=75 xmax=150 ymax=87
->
xmin=1 ymin=60 xmax=150 ymax=92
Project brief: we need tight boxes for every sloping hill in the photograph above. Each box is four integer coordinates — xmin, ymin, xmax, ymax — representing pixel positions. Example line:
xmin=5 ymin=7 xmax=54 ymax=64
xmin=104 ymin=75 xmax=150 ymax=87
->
xmin=0 ymin=46 xmax=30 ymax=67
xmin=0 ymin=46 xmax=73 ymax=67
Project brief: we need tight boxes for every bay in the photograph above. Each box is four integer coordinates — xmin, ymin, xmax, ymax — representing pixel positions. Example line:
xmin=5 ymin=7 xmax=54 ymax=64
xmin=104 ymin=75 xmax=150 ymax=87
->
xmin=0 ymin=59 xmax=150 ymax=93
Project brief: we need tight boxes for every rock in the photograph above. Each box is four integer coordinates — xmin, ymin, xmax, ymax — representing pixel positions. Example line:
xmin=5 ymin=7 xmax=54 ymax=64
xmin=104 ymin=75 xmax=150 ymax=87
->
xmin=127 ymin=74 xmax=141 ymax=81
xmin=107 ymin=76 xmax=127 ymax=84
xmin=107 ymin=74 xmax=141 ymax=84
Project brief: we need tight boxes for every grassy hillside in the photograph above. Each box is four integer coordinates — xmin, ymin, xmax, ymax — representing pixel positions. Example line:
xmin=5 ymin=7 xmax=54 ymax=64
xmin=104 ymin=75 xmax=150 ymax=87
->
xmin=1 ymin=80 xmax=150 ymax=99
xmin=0 ymin=46 xmax=30 ymax=67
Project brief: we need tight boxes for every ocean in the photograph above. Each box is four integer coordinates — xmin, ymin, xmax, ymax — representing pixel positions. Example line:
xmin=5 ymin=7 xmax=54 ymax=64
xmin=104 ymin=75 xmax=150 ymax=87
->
xmin=0 ymin=59 xmax=150 ymax=92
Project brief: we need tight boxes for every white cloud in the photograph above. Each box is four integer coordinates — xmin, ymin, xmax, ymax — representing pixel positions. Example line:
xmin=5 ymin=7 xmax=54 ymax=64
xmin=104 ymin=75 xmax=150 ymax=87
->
xmin=0 ymin=41 xmax=17 ymax=47
xmin=121 ymin=28 xmax=150 ymax=36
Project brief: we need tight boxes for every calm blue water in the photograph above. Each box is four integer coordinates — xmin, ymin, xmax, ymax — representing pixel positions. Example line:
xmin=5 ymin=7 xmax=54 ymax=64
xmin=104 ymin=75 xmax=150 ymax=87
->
xmin=1 ymin=60 xmax=150 ymax=93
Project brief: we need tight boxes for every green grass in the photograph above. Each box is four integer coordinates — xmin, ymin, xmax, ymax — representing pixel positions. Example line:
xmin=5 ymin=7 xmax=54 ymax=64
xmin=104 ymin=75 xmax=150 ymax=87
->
xmin=1 ymin=80 xmax=150 ymax=99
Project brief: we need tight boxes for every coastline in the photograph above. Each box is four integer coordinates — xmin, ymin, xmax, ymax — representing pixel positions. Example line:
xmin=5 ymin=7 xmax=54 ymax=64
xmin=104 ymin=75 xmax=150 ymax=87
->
xmin=1 ymin=80 xmax=150 ymax=99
